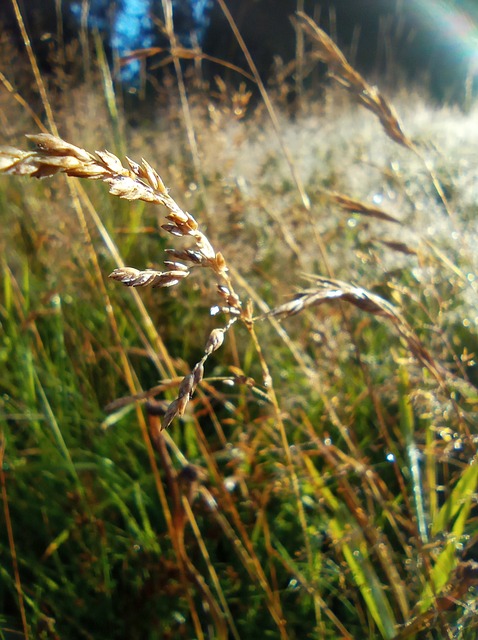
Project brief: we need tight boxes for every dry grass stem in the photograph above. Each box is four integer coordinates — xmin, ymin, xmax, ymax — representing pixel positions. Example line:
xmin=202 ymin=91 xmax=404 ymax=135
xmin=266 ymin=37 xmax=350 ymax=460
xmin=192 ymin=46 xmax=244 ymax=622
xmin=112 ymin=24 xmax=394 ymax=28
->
xmin=296 ymin=12 xmax=414 ymax=150
xmin=160 ymin=319 xmax=237 ymax=431
xmin=267 ymin=275 xmax=446 ymax=382
xmin=373 ymin=239 xmax=417 ymax=256
xmin=329 ymin=192 xmax=402 ymax=224
xmin=296 ymin=12 xmax=456 ymax=219
xmin=0 ymin=134 xmax=238 ymax=296
xmin=0 ymin=133 xmax=245 ymax=429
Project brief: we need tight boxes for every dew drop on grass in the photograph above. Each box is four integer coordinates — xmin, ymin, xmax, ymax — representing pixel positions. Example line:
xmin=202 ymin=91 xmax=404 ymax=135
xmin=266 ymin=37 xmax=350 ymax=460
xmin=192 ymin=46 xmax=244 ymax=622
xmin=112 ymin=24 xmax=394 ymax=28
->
xmin=287 ymin=578 xmax=299 ymax=590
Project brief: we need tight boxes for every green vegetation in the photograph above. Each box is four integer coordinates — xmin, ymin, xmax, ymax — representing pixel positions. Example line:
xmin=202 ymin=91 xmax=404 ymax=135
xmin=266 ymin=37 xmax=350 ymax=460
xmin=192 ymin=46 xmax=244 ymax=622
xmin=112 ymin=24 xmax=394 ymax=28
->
xmin=0 ymin=6 xmax=477 ymax=640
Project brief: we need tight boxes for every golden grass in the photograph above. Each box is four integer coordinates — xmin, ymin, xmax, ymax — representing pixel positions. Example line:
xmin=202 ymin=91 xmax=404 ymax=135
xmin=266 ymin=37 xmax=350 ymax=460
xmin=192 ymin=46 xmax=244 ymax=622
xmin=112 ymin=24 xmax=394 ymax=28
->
xmin=1 ymin=6 xmax=477 ymax=639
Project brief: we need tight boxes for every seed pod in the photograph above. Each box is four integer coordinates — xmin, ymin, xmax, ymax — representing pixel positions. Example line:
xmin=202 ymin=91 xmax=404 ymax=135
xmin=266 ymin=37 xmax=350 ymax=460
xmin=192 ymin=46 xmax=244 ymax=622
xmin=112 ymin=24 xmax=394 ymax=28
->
xmin=217 ymin=285 xmax=230 ymax=297
xmin=162 ymin=399 xmax=179 ymax=431
xmin=178 ymin=374 xmax=194 ymax=400
xmin=176 ymin=393 xmax=189 ymax=418
xmin=163 ymin=261 xmax=189 ymax=271
xmin=166 ymin=209 xmax=190 ymax=225
xmin=161 ymin=224 xmax=184 ymax=237
xmin=205 ymin=328 xmax=225 ymax=355
xmin=192 ymin=360 xmax=205 ymax=388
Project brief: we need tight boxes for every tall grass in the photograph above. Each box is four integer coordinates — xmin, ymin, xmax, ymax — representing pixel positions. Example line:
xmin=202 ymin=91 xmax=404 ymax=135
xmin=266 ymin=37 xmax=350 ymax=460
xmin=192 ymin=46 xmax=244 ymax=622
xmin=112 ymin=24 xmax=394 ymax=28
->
xmin=0 ymin=4 xmax=477 ymax=640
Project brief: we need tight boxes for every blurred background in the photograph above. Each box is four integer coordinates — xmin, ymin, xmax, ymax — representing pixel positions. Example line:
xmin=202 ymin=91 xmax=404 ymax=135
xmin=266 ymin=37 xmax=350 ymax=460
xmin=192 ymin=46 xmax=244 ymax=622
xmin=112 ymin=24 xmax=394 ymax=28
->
xmin=1 ymin=0 xmax=478 ymax=104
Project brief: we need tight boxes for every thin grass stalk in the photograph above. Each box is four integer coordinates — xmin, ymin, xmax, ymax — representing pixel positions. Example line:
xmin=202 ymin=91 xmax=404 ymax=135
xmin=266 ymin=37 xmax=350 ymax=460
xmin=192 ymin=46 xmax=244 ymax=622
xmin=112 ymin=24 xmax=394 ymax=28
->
xmin=230 ymin=266 xmax=315 ymax=378
xmin=94 ymin=31 xmax=125 ymax=157
xmin=0 ymin=436 xmax=30 ymax=640
xmin=160 ymin=0 xmax=207 ymax=209
xmin=216 ymin=0 xmax=310 ymax=209
xmin=10 ymin=0 xmax=57 ymax=134
xmin=148 ymin=414 xmax=206 ymax=639
xmin=149 ymin=415 xmax=228 ymax=640
xmin=73 ymin=183 xmax=176 ymax=378
xmin=176 ymin=528 xmax=227 ymax=639
xmin=316 ymin=441 xmax=409 ymax=625
xmin=78 ymin=0 xmax=92 ymax=81
xmin=150 ymin=408 xmax=288 ymax=636
xmin=329 ymin=516 xmax=397 ymax=639
xmin=32 ymin=369 xmax=79 ymax=479
xmin=189 ymin=419 xmax=290 ymax=637
xmin=244 ymin=316 xmax=322 ymax=631
xmin=255 ymin=502 xmax=281 ymax=598
xmin=0 ymin=71 xmax=47 ymax=134
xmin=182 ymin=496 xmax=241 ymax=640
xmin=301 ymin=443 xmax=398 ymax=637
xmin=216 ymin=0 xmax=335 ymax=278
xmin=425 ymin=417 xmax=438 ymax=528
xmin=300 ymin=419 xmax=414 ymax=624
xmin=343 ymin=326 xmax=421 ymax=547
xmin=295 ymin=0 xmax=305 ymax=105
xmin=200 ymin=496 xmax=290 ymax=639
xmin=271 ymin=527 xmax=354 ymax=638
xmin=54 ymin=0 xmax=65 ymax=67
xmin=399 ymin=367 xmax=429 ymax=544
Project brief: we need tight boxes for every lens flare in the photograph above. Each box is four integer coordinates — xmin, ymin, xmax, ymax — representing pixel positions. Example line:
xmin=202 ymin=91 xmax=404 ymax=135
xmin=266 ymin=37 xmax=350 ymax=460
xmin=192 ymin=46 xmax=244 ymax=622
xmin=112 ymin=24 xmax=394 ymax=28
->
xmin=410 ymin=0 xmax=478 ymax=67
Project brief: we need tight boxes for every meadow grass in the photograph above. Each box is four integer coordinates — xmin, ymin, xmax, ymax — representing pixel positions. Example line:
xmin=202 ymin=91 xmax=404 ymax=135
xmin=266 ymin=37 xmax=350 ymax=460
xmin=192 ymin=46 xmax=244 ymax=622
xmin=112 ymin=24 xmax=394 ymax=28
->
xmin=0 ymin=6 xmax=477 ymax=640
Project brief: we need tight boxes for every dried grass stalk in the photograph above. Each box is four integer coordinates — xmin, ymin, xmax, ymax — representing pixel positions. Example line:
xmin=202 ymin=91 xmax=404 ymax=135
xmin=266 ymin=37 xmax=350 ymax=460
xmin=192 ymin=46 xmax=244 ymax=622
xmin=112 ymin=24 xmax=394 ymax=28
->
xmin=267 ymin=275 xmax=445 ymax=381
xmin=160 ymin=320 xmax=236 ymax=431
xmin=329 ymin=192 xmax=401 ymax=224
xmin=0 ymin=133 xmax=244 ymax=429
xmin=295 ymin=12 xmax=414 ymax=150
xmin=0 ymin=132 xmax=244 ymax=301
xmin=295 ymin=13 xmax=453 ymax=219
xmin=373 ymin=239 xmax=417 ymax=256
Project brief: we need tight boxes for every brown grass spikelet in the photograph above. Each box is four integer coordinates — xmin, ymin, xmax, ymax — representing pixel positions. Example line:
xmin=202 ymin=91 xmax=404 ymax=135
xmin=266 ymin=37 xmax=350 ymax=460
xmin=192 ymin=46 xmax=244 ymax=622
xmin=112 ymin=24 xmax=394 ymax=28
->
xmin=205 ymin=328 xmax=226 ymax=355
xmin=27 ymin=133 xmax=93 ymax=162
xmin=108 ymin=266 xmax=190 ymax=288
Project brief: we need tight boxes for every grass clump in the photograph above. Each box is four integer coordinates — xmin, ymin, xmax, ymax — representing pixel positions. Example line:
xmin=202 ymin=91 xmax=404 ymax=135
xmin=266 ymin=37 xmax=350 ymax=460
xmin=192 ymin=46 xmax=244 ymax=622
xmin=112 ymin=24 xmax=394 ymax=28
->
xmin=0 ymin=7 xmax=477 ymax=640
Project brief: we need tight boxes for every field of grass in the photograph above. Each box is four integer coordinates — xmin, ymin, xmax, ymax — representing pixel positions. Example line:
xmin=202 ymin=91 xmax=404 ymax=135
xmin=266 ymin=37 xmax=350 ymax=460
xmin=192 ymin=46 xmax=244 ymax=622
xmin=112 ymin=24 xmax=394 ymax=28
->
xmin=0 ymin=6 xmax=477 ymax=640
